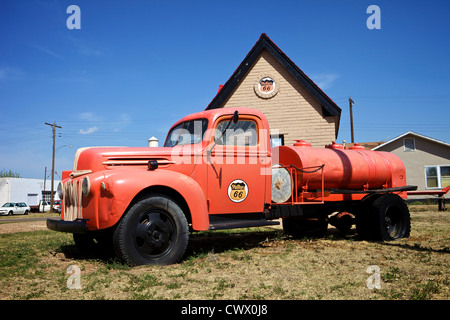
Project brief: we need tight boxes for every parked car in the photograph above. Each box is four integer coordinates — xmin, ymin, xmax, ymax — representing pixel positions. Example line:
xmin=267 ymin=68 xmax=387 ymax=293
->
xmin=53 ymin=200 xmax=61 ymax=213
xmin=38 ymin=200 xmax=51 ymax=213
xmin=0 ymin=202 xmax=30 ymax=215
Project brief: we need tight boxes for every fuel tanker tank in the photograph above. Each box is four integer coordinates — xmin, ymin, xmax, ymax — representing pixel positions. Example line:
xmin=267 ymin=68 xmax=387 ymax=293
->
xmin=272 ymin=141 xmax=407 ymax=202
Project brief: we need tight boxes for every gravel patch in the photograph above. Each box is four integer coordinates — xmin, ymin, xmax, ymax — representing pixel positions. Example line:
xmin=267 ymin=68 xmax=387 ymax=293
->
xmin=0 ymin=220 xmax=48 ymax=234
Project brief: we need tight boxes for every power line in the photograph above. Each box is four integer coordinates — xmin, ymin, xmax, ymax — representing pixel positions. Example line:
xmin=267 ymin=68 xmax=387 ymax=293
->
xmin=0 ymin=133 xmax=50 ymax=145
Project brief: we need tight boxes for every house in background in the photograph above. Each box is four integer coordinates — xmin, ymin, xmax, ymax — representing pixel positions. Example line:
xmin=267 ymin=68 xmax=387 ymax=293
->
xmin=206 ymin=33 xmax=341 ymax=148
xmin=372 ymin=131 xmax=450 ymax=199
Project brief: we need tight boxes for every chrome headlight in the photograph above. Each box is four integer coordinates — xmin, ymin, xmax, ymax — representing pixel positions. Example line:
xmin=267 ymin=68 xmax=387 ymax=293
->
xmin=81 ymin=176 xmax=91 ymax=197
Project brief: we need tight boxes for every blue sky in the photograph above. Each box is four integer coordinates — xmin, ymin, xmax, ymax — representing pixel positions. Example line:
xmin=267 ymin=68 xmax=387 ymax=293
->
xmin=1 ymin=0 xmax=449 ymax=179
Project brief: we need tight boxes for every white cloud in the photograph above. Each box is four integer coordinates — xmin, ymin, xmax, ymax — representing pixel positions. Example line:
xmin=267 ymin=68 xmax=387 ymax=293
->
xmin=311 ymin=73 xmax=340 ymax=90
xmin=76 ymin=112 xmax=130 ymax=134
xmin=113 ymin=113 xmax=132 ymax=132
xmin=67 ymin=36 xmax=103 ymax=57
xmin=0 ymin=66 xmax=24 ymax=81
xmin=79 ymin=126 xmax=99 ymax=135
xmin=30 ymin=44 xmax=64 ymax=60
xmin=78 ymin=45 xmax=103 ymax=57
xmin=77 ymin=112 xmax=98 ymax=122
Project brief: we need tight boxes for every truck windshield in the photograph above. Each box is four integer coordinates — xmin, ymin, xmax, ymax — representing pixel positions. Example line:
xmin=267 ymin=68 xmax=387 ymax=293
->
xmin=164 ymin=119 xmax=208 ymax=147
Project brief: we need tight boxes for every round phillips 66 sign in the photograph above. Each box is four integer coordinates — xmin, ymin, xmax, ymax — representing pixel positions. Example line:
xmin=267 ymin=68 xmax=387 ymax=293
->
xmin=227 ymin=179 xmax=249 ymax=203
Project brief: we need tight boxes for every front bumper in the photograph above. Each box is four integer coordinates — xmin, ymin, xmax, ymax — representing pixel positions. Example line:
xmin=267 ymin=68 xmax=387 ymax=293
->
xmin=47 ymin=218 xmax=88 ymax=234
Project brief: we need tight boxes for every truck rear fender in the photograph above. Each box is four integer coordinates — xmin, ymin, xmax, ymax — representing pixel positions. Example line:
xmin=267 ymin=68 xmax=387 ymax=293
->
xmin=101 ymin=170 xmax=209 ymax=231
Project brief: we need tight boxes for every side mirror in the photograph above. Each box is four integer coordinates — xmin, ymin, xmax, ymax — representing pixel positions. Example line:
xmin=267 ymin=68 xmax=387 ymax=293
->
xmin=232 ymin=110 xmax=239 ymax=124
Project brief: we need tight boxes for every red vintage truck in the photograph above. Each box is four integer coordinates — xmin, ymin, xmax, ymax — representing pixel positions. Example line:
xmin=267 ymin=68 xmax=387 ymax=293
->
xmin=47 ymin=107 xmax=416 ymax=265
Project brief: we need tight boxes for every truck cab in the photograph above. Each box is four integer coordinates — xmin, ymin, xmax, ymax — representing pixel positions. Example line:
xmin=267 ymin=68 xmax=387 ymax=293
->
xmin=48 ymin=108 xmax=276 ymax=265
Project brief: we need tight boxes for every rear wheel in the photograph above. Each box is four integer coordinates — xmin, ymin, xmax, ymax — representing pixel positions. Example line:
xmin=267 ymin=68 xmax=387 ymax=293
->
xmin=113 ymin=194 xmax=189 ymax=266
xmin=372 ymin=194 xmax=410 ymax=240
xmin=357 ymin=194 xmax=410 ymax=241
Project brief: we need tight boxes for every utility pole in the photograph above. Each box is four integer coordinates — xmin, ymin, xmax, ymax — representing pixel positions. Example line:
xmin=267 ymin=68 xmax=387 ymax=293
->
xmin=43 ymin=167 xmax=47 ymax=208
xmin=349 ymin=97 xmax=355 ymax=143
xmin=45 ymin=122 xmax=61 ymax=213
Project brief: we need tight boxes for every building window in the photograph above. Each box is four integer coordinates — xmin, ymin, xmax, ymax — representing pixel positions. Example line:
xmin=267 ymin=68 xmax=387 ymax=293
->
xmin=42 ymin=191 xmax=53 ymax=202
xmin=403 ymin=138 xmax=416 ymax=151
xmin=425 ymin=165 xmax=450 ymax=189
xmin=270 ymin=134 xmax=285 ymax=148
xmin=441 ymin=166 xmax=450 ymax=188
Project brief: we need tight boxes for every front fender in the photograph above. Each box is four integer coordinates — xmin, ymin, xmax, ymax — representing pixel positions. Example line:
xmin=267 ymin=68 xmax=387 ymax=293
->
xmin=99 ymin=169 xmax=209 ymax=231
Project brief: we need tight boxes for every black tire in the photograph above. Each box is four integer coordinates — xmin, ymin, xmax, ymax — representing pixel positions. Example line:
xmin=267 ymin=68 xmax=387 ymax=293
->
xmin=24 ymin=210 xmax=29 ymax=215
xmin=113 ymin=194 xmax=189 ymax=266
xmin=283 ymin=216 xmax=328 ymax=238
xmin=357 ymin=194 xmax=410 ymax=241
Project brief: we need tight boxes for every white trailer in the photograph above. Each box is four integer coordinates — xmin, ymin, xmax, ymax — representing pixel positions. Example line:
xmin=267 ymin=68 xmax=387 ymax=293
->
xmin=0 ymin=178 xmax=60 ymax=212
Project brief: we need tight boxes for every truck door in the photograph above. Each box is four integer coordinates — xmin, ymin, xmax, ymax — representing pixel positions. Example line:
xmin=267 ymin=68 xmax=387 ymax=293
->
xmin=206 ymin=115 xmax=270 ymax=215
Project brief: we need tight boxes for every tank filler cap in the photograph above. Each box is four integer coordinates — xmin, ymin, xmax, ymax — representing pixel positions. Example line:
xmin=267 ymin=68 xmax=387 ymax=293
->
xmin=325 ymin=141 xmax=344 ymax=149
xmin=349 ymin=143 xmax=365 ymax=150
xmin=293 ymin=140 xmax=312 ymax=147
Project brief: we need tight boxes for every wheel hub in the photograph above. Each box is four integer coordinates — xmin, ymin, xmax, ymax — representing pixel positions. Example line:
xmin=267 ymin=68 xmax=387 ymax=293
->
xmin=135 ymin=211 xmax=175 ymax=257
xmin=385 ymin=209 xmax=402 ymax=238
xmin=151 ymin=230 xmax=160 ymax=239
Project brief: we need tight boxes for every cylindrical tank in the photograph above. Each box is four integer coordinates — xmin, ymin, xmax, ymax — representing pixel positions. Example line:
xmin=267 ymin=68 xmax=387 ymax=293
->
xmin=273 ymin=141 xmax=406 ymax=191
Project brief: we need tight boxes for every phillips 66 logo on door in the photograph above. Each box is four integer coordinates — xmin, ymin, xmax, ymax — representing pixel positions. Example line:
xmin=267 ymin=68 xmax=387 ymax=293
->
xmin=228 ymin=180 xmax=248 ymax=203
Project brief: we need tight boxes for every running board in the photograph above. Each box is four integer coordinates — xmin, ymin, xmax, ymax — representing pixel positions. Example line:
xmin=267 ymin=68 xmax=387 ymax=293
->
xmin=208 ymin=214 xmax=280 ymax=230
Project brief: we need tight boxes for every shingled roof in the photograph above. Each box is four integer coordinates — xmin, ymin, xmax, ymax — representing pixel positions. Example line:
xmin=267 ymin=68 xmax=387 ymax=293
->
xmin=206 ymin=33 xmax=341 ymax=119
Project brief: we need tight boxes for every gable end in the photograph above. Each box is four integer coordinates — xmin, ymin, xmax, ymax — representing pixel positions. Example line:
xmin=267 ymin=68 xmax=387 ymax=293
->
xmin=206 ymin=34 xmax=341 ymax=119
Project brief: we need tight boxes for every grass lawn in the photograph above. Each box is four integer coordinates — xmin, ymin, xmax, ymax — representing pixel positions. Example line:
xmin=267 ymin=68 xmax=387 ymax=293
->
xmin=0 ymin=205 xmax=448 ymax=300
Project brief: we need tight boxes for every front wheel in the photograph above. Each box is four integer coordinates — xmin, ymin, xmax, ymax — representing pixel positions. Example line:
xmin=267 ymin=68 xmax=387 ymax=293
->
xmin=113 ymin=194 xmax=189 ymax=266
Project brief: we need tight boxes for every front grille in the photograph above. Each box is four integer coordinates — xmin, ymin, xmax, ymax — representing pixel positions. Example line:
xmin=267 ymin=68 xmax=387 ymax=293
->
xmin=62 ymin=179 xmax=83 ymax=221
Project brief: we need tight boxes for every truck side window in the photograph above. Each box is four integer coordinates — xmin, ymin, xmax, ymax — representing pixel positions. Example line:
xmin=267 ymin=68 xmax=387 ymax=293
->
xmin=216 ymin=120 xmax=257 ymax=146
xmin=164 ymin=119 xmax=208 ymax=147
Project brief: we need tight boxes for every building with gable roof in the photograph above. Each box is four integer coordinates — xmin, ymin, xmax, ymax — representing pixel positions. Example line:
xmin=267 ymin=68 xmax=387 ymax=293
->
xmin=206 ymin=33 xmax=341 ymax=148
